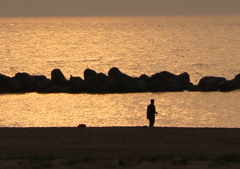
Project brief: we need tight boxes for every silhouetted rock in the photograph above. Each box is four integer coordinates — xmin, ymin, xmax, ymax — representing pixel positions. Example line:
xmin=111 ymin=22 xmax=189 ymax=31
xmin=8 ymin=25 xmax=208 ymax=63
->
xmin=12 ymin=72 xmax=31 ymax=91
xmin=0 ymin=68 xmax=239 ymax=93
xmin=84 ymin=76 xmax=102 ymax=93
xmin=148 ymin=71 xmax=193 ymax=92
xmin=148 ymin=79 xmax=168 ymax=92
xmin=187 ymin=85 xmax=202 ymax=91
xmin=177 ymin=72 xmax=193 ymax=86
xmin=108 ymin=67 xmax=122 ymax=77
xmin=139 ymin=74 xmax=150 ymax=83
xmin=66 ymin=77 xmax=85 ymax=93
xmin=96 ymin=73 xmax=118 ymax=93
xmin=51 ymin=69 xmax=67 ymax=84
xmin=107 ymin=67 xmax=138 ymax=92
xmin=9 ymin=78 xmax=23 ymax=93
xmin=234 ymin=73 xmax=240 ymax=85
xmin=115 ymin=77 xmax=135 ymax=93
xmin=150 ymin=71 xmax=176 ymax=83
xmin=0 ymin=74 xmax=23 ymax=93
xmin=178 ymin=72 xmax=190 ymax=82
xmin=96 ymin=73 xmax=109 ymax=84
xmin=70 ymin=75 xmax=83 ymax=83
xmin=198 ymin=76 xmax=226 ymax=88
xmin=77 ymin=124 xmax=86 ymax=128
xmin=200 ymin=86 xmax=218 ymax=92
xmin=230 ymin=73 xmax=240 ymax=89
xmin=187 ymin=85 xmax=218 ymax=92
xmin=44 ymin=86 xmax=66 ymax=93
xmin=37 ymin=77 xmax=51 ymax=92
xmin=84 ymin=68 xmax=97 ymax=80
xmin=13 ymin=73 xmax=47 ymax=92
xmin=0 ymin=88 xmax=11 ymax=93
xmin=131 ymin=78 xmax=148 ymax=92
xmin=0 ymin=74 xmax=12 ymax=88
xmin=219 ymin=80 xmax=236 ymax=92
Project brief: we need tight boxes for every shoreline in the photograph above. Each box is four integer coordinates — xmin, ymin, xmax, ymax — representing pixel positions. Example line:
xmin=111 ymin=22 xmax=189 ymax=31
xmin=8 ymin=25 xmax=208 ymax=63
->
xmin=1 ymin=127 xmax=240 ymax=168
xmin=1 ymin=127 xmax=240 ymax=157
xmin=2 ymin=125 xmax=240 ymax=129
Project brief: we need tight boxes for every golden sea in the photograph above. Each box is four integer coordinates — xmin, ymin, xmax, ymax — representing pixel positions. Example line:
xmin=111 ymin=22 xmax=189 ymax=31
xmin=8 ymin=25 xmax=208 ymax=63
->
xmin=0 ymin=16 xmax=240 ymax=127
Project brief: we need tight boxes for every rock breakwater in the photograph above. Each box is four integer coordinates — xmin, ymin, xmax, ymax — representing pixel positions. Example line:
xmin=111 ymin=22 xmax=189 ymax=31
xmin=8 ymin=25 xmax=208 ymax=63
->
xmin=0 ymin=67 xmax=239 ymax=94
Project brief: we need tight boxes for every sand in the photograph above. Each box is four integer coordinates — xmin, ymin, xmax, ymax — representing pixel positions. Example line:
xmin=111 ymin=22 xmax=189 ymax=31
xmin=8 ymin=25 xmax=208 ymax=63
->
xmin=0 ymin=127 xmax=240 ymax=168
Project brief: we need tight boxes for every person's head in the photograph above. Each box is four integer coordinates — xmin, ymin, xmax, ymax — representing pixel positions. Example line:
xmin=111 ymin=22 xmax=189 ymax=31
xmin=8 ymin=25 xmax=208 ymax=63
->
xmin=150 ymin=99 xmax=154 ymax=104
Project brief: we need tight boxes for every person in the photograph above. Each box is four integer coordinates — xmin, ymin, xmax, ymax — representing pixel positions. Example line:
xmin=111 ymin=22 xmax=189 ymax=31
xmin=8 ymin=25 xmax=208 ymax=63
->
xmin=147 ymin=99 xmax=158 ymax=127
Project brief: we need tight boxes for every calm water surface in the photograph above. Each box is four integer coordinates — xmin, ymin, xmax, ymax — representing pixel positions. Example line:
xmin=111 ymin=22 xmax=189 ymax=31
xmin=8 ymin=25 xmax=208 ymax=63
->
xmin=0 ymin=16 xmax=240 ymax=127
xmin=0 ymin=91 xmax=239 ymax=128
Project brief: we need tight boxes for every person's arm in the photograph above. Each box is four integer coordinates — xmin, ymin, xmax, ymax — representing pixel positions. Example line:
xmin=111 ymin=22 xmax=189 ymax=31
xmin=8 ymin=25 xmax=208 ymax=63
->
xmin=154 ymin=106 xmax=158 ymax=115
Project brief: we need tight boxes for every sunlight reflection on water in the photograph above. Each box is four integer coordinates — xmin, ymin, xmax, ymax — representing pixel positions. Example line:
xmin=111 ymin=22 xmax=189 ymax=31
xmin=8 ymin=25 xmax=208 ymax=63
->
xmin=0 ymin=91 xmax=239 ymax=127
xmin=1 ymin=16 xmax=240 ymax=83
xmin=0 ymin=16 xmax=240 ymax=127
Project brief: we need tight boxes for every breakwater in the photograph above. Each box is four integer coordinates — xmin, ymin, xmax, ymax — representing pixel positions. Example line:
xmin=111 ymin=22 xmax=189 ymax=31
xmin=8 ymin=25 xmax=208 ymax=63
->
xmin=0 ymin=67 xmax=239 ymax=94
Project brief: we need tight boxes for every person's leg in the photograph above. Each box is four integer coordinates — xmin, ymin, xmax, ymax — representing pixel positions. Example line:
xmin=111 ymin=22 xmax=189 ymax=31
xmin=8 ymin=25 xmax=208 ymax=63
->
xmin=149 ymin=118 xmax=155 ymax=127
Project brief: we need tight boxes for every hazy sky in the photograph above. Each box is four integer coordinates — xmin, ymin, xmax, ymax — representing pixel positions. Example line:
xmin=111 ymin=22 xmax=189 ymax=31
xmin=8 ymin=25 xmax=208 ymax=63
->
xmin=0 ymin=0 xmax=240 ymax=17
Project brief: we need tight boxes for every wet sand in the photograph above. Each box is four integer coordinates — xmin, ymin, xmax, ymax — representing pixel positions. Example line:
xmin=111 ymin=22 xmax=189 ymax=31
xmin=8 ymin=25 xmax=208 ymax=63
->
xmin=1 ymin=127 xmax=240 ymax=168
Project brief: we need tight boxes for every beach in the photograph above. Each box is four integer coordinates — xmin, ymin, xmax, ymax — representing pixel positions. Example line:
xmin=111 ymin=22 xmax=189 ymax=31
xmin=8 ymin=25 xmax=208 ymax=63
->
xmin=1 ymin=127 xmax=240 ymax=168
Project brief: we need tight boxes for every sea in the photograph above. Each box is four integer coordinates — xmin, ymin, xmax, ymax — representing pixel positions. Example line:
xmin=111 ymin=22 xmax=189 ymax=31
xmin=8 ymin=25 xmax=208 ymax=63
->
xmin=0 ymin=15 xmax=240 ymax=128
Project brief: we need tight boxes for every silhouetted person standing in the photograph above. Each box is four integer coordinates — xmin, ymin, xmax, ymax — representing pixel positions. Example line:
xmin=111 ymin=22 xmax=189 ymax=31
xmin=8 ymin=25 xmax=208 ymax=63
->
xmin=147 ymin=99 xmax=158 ymax=127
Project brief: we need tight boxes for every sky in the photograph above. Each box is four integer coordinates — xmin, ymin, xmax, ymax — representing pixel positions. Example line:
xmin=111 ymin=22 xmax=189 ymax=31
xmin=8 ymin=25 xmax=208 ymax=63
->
xmin=0 ymin=0 xmax=240 ymax=17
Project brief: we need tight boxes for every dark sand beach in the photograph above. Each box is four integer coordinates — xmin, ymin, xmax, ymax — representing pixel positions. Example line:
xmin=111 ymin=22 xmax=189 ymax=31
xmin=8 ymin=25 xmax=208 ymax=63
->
xmin=1 ymin=127 xmax=240 ymax=168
